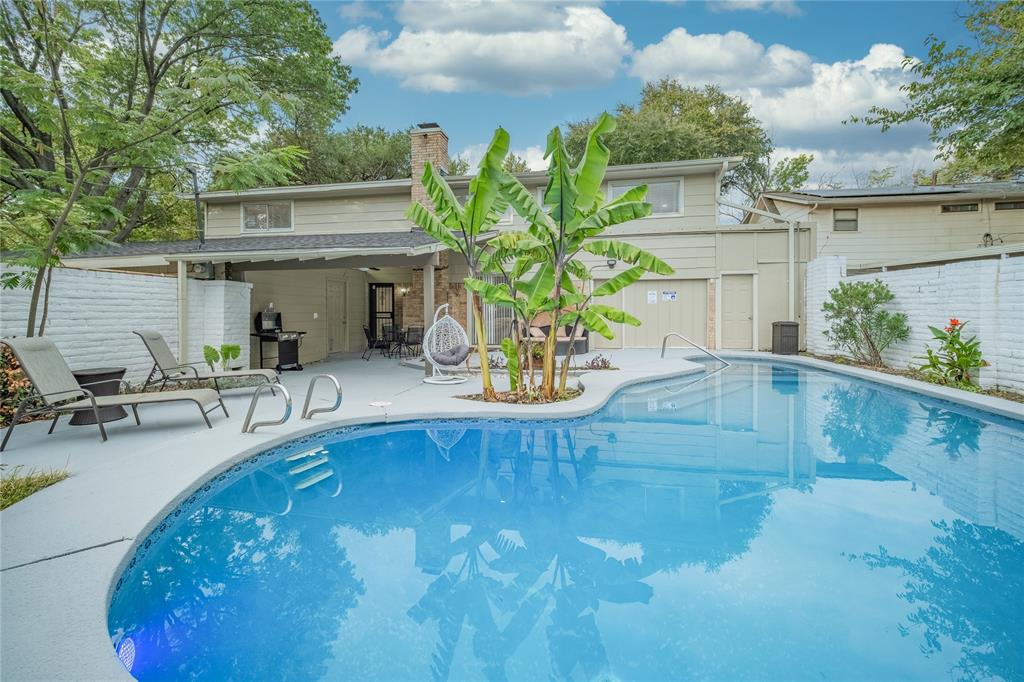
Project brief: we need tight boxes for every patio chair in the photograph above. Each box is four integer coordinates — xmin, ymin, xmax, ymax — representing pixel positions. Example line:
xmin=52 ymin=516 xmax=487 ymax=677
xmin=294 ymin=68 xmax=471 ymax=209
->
xmin=402 ymin=326 xmax=424 ymax=357
xmin=134 ymin=330 xmax=277 ymax=394
xmin=361 ymin=325 xmax=389 ymax=361
xmin=1 ymin=337 xmax=227 ymax=451
xmin=422 ymin=304 xmax=472 ymax=384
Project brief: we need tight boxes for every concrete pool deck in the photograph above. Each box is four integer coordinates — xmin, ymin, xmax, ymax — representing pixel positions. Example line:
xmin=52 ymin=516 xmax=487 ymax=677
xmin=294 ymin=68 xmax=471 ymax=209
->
xmin=1 ymin=349 xmax=1021 ymax=681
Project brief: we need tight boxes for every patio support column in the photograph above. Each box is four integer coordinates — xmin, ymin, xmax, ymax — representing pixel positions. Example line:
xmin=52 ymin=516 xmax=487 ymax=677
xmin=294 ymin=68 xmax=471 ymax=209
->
xmin=423 ymin=253 xmax=436 ymax=376
xmin=177 ymin=259 xmax=189 ymax=364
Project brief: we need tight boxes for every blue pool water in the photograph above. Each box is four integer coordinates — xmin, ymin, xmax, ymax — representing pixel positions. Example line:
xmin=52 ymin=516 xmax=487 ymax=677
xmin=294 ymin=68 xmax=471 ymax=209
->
xmin=108 ymin=361 xmax=1024 ymax=681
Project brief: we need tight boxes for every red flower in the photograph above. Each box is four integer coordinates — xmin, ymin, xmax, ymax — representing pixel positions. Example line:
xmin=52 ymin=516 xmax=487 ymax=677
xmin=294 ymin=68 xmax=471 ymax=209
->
xmin=949 ymin=318 xmax=961 ymax=327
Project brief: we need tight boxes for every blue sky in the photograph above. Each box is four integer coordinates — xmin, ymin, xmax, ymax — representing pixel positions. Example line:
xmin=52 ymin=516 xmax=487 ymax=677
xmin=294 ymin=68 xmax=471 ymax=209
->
xmin=312 ymin=1 xmax=974 ymax=186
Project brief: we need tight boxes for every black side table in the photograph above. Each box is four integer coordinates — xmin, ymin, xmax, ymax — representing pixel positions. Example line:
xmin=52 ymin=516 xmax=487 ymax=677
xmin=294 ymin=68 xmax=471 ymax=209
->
xmin=70 ymin=367 xmax=128 ymax=425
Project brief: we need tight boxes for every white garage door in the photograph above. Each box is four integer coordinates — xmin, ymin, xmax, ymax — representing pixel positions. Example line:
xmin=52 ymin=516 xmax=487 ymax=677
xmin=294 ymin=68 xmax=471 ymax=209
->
xmin=592 ymin=279 xmax=708 ymax=349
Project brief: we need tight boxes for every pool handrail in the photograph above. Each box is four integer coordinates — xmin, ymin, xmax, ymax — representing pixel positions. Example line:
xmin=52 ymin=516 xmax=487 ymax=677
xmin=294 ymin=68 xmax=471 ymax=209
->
xmin=242 ymin=383 xmax=292 ymax=433
xmin=660 ymin=331 xmax=730 ymax=366
xmin=301 ymin=374 xmax=343 ymax=420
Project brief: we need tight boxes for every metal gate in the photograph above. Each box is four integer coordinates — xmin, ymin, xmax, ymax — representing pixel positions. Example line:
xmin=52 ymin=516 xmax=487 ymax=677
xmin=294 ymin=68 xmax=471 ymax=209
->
xmin=368 ymin=283 xmax=394 ymax=339
xmin=473 ymin=274 xmax=516 ymax=346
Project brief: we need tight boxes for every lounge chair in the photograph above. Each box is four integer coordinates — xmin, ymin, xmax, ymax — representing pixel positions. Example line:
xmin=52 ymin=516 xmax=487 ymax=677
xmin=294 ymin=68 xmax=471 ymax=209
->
xmin=1 ymin=337 xmax=227 ymax=451
xmin=134 ymin=330 xmax=278 ymax=393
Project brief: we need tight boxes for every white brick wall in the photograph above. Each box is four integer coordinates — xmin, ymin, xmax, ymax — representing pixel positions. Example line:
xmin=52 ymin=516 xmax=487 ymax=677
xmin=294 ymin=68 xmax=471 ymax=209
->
xmin=805 ymin=255 xmax=1024 ymax=391
xmin=1 ymin=266 xmax=252 ymax=383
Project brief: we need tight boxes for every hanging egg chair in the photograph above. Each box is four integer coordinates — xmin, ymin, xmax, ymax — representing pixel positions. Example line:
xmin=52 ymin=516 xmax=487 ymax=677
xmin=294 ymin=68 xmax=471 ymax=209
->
xmin=422 ymin=304 xmax=471 ymax=384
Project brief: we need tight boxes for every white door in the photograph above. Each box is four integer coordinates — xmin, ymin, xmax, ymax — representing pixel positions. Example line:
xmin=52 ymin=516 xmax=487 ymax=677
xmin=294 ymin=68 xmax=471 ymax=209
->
xmin=592 ymin=279 xmax=707 ymax=349
xmin=327 ymin=279 xmax=348 ymax=353
xmin=721 ymin=274 xmax=754 ymax=349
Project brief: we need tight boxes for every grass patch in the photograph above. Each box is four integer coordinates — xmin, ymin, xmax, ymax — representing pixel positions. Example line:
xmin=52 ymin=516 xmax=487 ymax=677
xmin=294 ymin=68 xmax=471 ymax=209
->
xmin=1 ymin=465 xmax=70 ymax=510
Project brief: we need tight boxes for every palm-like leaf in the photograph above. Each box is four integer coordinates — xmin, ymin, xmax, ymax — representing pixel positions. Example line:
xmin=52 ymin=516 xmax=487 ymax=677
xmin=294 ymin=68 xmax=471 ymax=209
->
xmin=542 ymin=127 xmax=578 ymax=225
xmin=499 ymin=172 xmax=552 ymax=230
xmin=590 ymin=303 xmax=641 ymax=326
xmin=421 ymin=162 xmax=464 ymax=229
xmin=578 ymin=309 xmax=615 ymax=339
xmin=573 ymin=112 xmax=616 ymax=213
xmin=592 ymin=265 xmax=646 ymax=297
xmin=406 ymin=202 xmax=463 ymax=252
xmin=464 ymin=277 xmax=516 ymax=305
xmin=583 ymin=239 xmax=673 ymax=275
xmin=576 ymin=201 xmax=652 ymax=236
xmin=464 ymin=128 xmax=510 ymax=237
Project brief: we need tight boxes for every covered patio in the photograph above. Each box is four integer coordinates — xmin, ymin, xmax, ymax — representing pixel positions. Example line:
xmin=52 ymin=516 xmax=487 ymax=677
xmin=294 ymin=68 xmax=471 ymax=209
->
xmin=64 ymin=233 xmax=472 ymax=372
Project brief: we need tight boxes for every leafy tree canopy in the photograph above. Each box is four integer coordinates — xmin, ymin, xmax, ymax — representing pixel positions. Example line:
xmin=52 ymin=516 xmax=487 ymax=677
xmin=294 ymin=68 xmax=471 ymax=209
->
xmin=1 ymin=0 xmax=357 ymax=245
xmin=1 ymin=0 xmax=356 ymax=335
xmin=265 ymin=123 xmax=412 ymax=185
xmin=563 ymin=81 xmax=810 ymax=205
xmin=854 ymin=0 xmax=1024 ymax=180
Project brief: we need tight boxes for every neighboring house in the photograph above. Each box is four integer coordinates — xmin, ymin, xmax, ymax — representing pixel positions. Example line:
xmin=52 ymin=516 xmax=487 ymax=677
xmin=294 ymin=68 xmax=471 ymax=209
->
xmin=64 ymin=123 xmax=813 ymax=367
xmin=745 ymin=183 xmax=1024 ymax=269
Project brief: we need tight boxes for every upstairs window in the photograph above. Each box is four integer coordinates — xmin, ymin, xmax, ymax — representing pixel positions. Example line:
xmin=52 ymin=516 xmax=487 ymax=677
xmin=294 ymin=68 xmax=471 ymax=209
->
xmin=833 ymin=208 xmax=859 ymax=231
xmin=995 ymin=201 xmax=1024 ymax=210
xmin=242 ymin=202 xmax=292 ymax=232
xmin=940 ymin=203 xmax=979 ymax=213
xmin=609 ymin=180 xmax=681 ymax=214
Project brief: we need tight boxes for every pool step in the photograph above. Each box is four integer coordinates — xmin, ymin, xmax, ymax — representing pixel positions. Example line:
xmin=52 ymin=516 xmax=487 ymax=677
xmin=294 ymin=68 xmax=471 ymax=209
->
xmin=288 ymin=456 xmax=329 ymax=476
xmin=285 ymin=446 xmax=326 ymax=462
xmin=294 ymin=469 xmax=333 ymax=490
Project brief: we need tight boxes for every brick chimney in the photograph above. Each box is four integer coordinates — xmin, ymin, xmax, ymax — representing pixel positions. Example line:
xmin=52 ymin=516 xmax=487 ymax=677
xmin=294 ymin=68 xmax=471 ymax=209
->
xmin=410 ymin=122 xmax=449 ymax=205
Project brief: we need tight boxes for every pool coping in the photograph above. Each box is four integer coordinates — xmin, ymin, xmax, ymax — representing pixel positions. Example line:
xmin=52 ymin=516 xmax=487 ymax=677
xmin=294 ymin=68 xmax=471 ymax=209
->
xmin=4 ymin=351 xmax=1023 ymax=681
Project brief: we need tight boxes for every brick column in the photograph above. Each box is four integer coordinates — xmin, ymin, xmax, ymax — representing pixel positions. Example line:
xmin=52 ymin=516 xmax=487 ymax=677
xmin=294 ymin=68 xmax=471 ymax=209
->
xmin=410 ymin=123 xmax=449 ymax=206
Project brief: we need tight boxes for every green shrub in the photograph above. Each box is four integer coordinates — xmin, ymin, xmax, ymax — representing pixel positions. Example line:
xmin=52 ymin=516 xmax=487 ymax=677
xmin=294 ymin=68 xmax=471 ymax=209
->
xmin=917 ymin=318 xmax=987 ymax=387
xmin=822 ymin=280 xmax=910 ymax=367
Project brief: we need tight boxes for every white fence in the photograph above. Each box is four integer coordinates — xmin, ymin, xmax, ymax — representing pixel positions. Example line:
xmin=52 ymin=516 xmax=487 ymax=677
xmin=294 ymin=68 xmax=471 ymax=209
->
xmin=805 ymin=255 xmax=1024 ymax=392
xmin=0 ymin=266 xmax=252 ymax=383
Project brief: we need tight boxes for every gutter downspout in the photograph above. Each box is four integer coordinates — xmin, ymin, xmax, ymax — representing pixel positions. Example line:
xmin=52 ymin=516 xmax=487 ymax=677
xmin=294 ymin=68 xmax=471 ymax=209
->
xmin=177 ymin=259 xmax=189 ymax=364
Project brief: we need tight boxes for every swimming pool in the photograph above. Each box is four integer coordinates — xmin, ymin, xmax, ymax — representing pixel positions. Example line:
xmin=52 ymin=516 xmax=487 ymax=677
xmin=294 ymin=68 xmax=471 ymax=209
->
xmin=108 ymin=361 xmax=1024 ymax=681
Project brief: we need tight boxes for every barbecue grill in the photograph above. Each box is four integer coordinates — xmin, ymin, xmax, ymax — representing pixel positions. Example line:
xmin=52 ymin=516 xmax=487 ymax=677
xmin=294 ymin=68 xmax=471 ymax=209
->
xmin=252 ymin=311 xmax=306 ymax=371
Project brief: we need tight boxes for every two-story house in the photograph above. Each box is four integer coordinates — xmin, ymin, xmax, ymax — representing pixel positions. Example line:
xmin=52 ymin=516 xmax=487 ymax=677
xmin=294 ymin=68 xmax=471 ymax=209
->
xmin=744 ymin=183 xmax=1024 ymax=270
xmin=65 ymin=123 xmax=813 ymax=367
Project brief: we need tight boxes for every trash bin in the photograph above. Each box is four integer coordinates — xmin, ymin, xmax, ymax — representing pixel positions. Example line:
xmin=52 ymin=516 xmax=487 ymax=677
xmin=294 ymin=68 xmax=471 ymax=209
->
xmin=772 ymin=321 xmax=799 ymax=355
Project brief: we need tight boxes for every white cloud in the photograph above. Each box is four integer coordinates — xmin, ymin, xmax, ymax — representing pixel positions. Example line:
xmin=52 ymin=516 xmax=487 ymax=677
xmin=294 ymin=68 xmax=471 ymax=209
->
xmin=774 ymin=144 xmax=941 ymax=190
xmin=338 ymin=1 xmax=383 ymax=22
xmin=333 ymin=4 xmax=630 ymax=94
xmin=631 ymin=28 xmax=928 ymax=176
xmin=631 ymin=27 xmax=813 ymax=90
xmin=708 ymin=0 xmax=802 ymax=16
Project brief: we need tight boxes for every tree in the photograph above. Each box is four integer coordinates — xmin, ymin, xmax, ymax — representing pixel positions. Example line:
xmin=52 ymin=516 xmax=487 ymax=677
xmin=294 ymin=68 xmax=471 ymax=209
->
xmin=1 ymin=0 xmax=356 ymax=336
xmin=502 ymin=153 xmax=530 ymax=173
xmin=481 ymin=113 xmax=674 ymax=400
xmin=448 ymin=154 xmax=471 ymax=175
xmin=406 ymin=129 xmax=511 ymax=400
xmin=265 ymin=123 xmax=411 ymax=185
xmin=853 ymin=0 xmax=1024 ymax=180
xmin=822 ymin=280 xmax=911 ymax=367
xmin=564 ymin=81 xmax=809 ymax=205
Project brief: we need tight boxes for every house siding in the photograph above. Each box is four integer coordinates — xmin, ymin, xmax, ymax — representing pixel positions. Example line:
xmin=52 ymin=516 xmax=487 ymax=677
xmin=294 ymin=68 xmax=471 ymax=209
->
xmin=205 ymin=194 xmax=412 ymax=239
xmin=753 ymin=198 xmax=1024 ymax=267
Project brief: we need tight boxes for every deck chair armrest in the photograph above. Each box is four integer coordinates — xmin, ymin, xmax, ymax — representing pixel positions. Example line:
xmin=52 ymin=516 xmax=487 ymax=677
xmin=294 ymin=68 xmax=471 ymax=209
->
xmin=78 ymin=377 xmax=132 ymax=394
xmin=160 ymin=363 xmax=202 ymax=379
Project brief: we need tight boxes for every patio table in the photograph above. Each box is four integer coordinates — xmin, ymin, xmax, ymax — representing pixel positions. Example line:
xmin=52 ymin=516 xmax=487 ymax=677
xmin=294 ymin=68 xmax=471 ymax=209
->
xmin=70 ymin=367 xmax=128 ymax=425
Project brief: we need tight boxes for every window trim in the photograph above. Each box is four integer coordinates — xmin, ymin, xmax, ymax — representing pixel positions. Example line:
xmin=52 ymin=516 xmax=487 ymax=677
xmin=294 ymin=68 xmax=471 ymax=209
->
xmin=994 ymin=200 xmax=1024 ymax=211
xmin=832 ymin=208 xmax=859 ymax=232
xmin=939 ymin=203 xmax=980 ymax=214
xmin=240 ymin=200 xmax=295 ymax=233
xmin=607 ymin=178 xmax=684 ymax=217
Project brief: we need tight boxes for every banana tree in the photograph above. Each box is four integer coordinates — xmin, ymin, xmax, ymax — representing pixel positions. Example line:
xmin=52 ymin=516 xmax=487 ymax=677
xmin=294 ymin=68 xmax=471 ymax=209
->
xmin=405 ymin=129 xmax=510 ymax=400
xmin=497 ymin=113 xmax=674 ymax=399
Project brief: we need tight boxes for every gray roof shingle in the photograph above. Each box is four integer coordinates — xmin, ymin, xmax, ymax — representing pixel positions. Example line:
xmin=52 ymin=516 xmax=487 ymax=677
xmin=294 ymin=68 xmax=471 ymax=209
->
xmin=66 ymin=230 xmax=440 ymax=259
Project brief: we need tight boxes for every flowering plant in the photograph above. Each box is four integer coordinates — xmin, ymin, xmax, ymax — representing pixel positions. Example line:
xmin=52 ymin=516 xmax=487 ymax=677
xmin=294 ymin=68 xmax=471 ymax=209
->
xmin=917 ymin=318 xmax=987 ymax=387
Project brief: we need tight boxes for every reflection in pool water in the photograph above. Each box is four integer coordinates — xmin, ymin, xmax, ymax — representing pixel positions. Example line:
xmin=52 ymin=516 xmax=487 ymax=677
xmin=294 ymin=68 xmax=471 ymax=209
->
xmin=108 ymin=362 xmax=1024 ymax=681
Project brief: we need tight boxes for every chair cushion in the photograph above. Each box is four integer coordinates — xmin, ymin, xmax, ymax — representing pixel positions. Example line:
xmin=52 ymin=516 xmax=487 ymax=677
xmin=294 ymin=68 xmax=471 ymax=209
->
xmin=528 ymin=326 xmax=546 ymax=339
xmin=432 ymin=344 xmax=471 ymax=366
xmin=61 ymin=388 xmax=221 ymax=411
